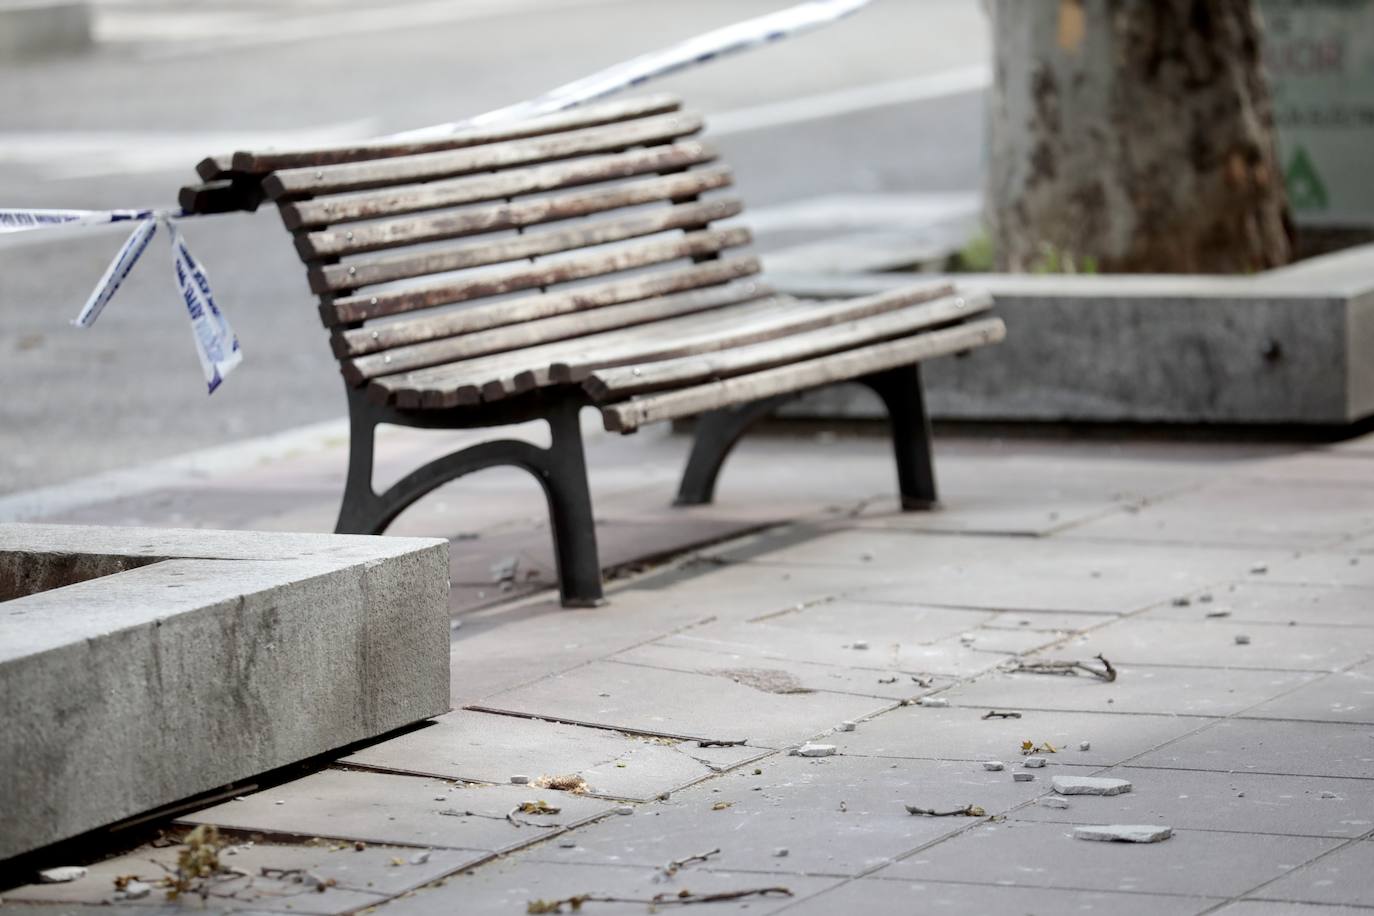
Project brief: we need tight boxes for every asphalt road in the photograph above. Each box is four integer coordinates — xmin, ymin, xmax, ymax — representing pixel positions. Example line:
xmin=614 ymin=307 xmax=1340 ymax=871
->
xmin=0 ymin=0 xmax=988 ymax=493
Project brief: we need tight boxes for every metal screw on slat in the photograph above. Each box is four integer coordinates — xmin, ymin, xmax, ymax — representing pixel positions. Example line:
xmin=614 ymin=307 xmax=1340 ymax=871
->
xmin=348 ymin=266 xmax=357 ymax=276
xmin=632 ymin=368 xmax=642 ymax=376
xmin=371 ymin=331 xmax=380 ymax=340
xmin=369 ymin=297 xmax=378 ymax=305
xmin=315 ymin=171 xmax=323 ymax=179
xmin=384 ymin=355 xmax=392 ymax=364
xmin=954 ymin=298 xmax=965 ymax=308
xmin=345 ymin=231 xmax=354 ymax=241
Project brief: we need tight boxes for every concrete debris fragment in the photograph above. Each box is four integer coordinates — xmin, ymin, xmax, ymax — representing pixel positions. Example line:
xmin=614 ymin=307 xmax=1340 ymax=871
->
xmin=983 ymin=761 xmax=1005 ymax=771
xmin=918 ymin=697 xmax=949 ymax=708
xmin=1052 ymin=775 xmax=1132 ymax=796
xmin=409 ymin=851 xmax=431 ymax=865
xmin=1039 ymin=796 xmax=1070 ymax=809
xmin=490 ymin=556 xmax=520 ymax=583
xmin=796 ymin=743 xmax=837 ymax=757
xmin=1250 ymin=563 xmax=1268 ymax=574
xmin=1235 ymin=634 xmax=1251 ymax=645
xmin=1023 ymin=756 xmax=1047 ymax=768
xmin=1199 ymin=593 xmax=1214 ymax=603
xmin=510 ymin=775 xmax=531 ymax=785
xmin=773 ymin=847 xmax=789 ymax=857
xmin=851 ymin=640 xmax=870 ymax=650
xmin=1171 ymin=597 xmax=1191 ymax=607
xmin=1078 ymin=742 xmax=1091 ymax=751
xmin=1206 ymin=610 xmax=1231 ymax=618
xmin=613 ymin=805 xmax=635 ymax=815
xmin=1320 ymin=791 xmax=1338 ymax=799
xmin=38 ymin=867 xmax=87 ymax=883
xmin=840 ymin=721 xmax=857 ymax=732
xmin=1013 ymin=773 xmax=1035 ymax=782
xmin=1074 ymin=824 xmax=1172 ymax=843
xmin=119 ymin=881 xmax=152 ymax=899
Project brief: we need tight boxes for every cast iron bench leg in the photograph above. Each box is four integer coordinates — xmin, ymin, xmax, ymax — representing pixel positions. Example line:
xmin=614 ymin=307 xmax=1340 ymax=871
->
xmin=674 ymin=366 xmax=938 ymax=511
xmin=542 ymin=399 xmax=604 ymax=607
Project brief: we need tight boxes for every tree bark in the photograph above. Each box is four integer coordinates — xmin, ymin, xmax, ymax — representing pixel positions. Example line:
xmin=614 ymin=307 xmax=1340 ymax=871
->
xmin=985 ymin=0 xmax=1292 ymax=273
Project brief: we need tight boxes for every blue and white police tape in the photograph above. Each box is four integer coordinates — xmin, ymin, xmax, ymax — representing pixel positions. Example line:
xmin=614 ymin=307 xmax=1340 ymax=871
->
xmin=385 ymin=0 xmax=872 ymax=141
xmin=168 ymin=218 xmax=241 ymax=394
xmin=0 ymin=206 xmax=168 ymax=234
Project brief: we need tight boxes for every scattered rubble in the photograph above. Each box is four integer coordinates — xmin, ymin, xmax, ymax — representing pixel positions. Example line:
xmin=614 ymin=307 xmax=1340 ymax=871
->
xmin=511 ymin=775 xmax=531 ymax=785
xmin=1074 ymin=825 xmax=1172 ymax=843
xmin=1013 ymin=773 xmax=1035 ymax=782
xmin=1235 ymin=634 xmax=1251 ymax=646
xmin=918 ymin=697 xmax=949 ymax=708
xmin=1250 ymin=563 xmax=1268 ymax=575
xmin=773 ymin=847 xmax=789 ymax=857
xmin=1023 ymin=757 xmax=1047 ymax=769
xmin=840 ymin=721 xmax=857 ymax=732
xmin=1320 ymin=791 xmax=1338 ymax=799
xmin=851 ymin=640 xmax=870 ymax=650
xmin=1038 ymin=796 xmax=1070 ymax=810
xmin=38 ymin=866 xmax=87 ymax=884
xmin=982 ymin=761 xmax=1005 ymax=772
xmin=409 ymin=851 xmax=431 ymax=865
xmin=613 ymin=805 xmax=634 ymax=816
xmin=1052 ymin=776 xmax=1132 ymax=796
xmin=795 ymin=743 xmax=837 ymax=757
xmin=1078 ymin=742 xmax=1091 ymax=752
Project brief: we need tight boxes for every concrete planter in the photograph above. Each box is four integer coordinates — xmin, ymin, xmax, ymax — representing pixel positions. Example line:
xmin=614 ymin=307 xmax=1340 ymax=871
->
xmin=0 ymin=525 xmax=450 ymax=861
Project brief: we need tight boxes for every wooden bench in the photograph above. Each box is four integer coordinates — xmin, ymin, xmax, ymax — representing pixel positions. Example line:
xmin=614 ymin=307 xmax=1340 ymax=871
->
xmin=181 ymin=94 xmax=1004 ymax=607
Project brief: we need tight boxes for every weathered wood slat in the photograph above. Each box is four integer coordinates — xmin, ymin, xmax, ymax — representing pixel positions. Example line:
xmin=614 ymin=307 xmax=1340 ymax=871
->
xmin=279 ymin=141 xmax=717 ymax=230
xmin=371 ymin=293 xmax=793 ymax=409
xmin=264 ymin=113 xmax=703 ymax=199
xmin=337 ymin=257 xmax=761 ymax=357
xmin=324 ymin=226 xmax=751 ymax=325
xmin=229 ymin=95 xmax=682 ymax=174
xmin=584 ymin=290 xmax=993 ymax=400
xmin=601 ymin=318 xmax=1007 ymax=433
xmin=195 ymin=155 xmax=236 ymax=181
xmin=343 ymin=278 xmax=772 ymax=384
xmin=299 ymin=167 xmax=733 ymax=259
xmin=310 ymin=197 xmax=740 ymax=293
xmin=543 ymin=283 xmax=957 ymax=386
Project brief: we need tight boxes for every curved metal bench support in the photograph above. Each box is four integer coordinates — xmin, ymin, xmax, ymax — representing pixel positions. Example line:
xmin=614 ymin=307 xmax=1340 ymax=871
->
xmin=336 ymin=387 xmax=603 ymax=607
xmin=674 ymin=364 xmax=938 ymax=510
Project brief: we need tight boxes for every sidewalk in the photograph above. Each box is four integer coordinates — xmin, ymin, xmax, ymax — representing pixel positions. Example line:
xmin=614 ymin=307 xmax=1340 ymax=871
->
xmin=4 ymin=421 xmax=1373 ymax=914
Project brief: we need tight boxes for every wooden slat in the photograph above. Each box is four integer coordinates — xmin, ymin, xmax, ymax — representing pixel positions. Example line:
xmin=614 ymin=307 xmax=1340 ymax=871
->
xmin=299 ymin=167 xmax=733 ymax=259
xmin=337 ymin=257 xmax=760 ymax=357
xmin=369 ymin=292 xmax=792 ymax=409
xmin=195 ymin=155 xmax=236 ymax=181
xmin=601 ymin=318 xmax=1007 ymax=433
xmin=584 ymin=290 xmax=994 ymax=400
xmin=343 ymin=278 xmax=771 ymax=384
xmin=231 ymin=95 xmax=682 ymax=174
xmin=279 ymin=141 xmax=717 ymax=230
xmin=264 ymin=113 xmax=703 ymax=199
xmin=324 ymin=226 xmax=751 ymax=325
xmin=309 ymin=197 xmax=740 ymax=293
xmin=542 ymin=283 xmax=958 ymax=387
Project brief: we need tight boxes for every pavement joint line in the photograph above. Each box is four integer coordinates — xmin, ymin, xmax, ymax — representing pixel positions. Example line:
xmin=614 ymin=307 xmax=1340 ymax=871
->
xmin=600 ymin=656 xmax=939 ymax=703
xmin=1198 ymin=826 xmax=1374 ymax=910
xmin=1118 ymin=763 xmax=1374 ymax=782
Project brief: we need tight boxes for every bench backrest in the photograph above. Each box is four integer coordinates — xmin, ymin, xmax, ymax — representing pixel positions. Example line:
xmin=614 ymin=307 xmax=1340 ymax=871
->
xmin=243 ymin=95 xmax=760 ymax=389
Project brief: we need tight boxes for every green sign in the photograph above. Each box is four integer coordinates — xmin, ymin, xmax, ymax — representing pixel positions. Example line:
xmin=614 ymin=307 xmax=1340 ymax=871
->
xmin=1260 ymin=0 xmax=1374 ymax=225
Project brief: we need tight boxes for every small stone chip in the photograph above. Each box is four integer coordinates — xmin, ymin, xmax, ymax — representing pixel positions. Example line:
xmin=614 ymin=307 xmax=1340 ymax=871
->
xmin=613 ymin=805 xmax=635 ymax=815
xmin=773 ymin=847 xmax=790 ymax=857
xmin=510 ymin=775 xmax=531 ymax=785
xmin=1074 ymin=824 xmax=1172 ymax=844
xmin=852 ymin=640 xmax=870 ymax=650
xmin=1320 ymin=791 xmax=1338 ymax=799
xmin=1250 ymin=563 xmax=1269 ymax=575
xmin=1023 ymin=756 xmax=1047 ymax=768
xmin=120 ymin=881 xmax=152 ymax=900
xmin=1013 ymin=772 xmax=1036 ymax=782
xmin=1052 ymin=775 xmax=1132 ymax=796
xmin=409 ymin=851 xmax=431 ymax=865
xmin=982 ymin=761 xmax=1005 ymax=772
xmin=38 ymin=867 xmax=87 ymax=884
xmin=797 ymin=743 xmax=837 ymax=757
xmin=918 ymin=697 xmax=949 ymax=708
xmin=1078 ymin=742 xmax=1091 ymax=752
xmin=840 ymin=721 xmax=857 ymax=732
xmin=1235 ymin=634 xmax=1251 ymax=645
xmin=1038 ymin=796 xmax=1070 ymax=810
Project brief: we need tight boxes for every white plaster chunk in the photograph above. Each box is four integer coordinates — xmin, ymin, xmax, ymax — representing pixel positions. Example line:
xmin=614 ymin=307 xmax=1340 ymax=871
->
xmin=1074 ymin=824 xmax=1172 ymax=843
xmin=982 ymin=761 xmax=1005 ymax=771
xmin=797 ymin=743 xmax=837 ymax=757
xmin=918 ymin=697 xmax=949 ymax=708
xmin=1038 ymin=796 xmax=1071 ymax=809
xmin=1013 ymin=772 xmax=1035 ymax=782
xmin=38 ymin=867 xmax=87 ymax=883
xmin=1052 ymin=775 xmax=1132 ymax=796
xmin=1023 ymin=756 xmax=1047 ymax=768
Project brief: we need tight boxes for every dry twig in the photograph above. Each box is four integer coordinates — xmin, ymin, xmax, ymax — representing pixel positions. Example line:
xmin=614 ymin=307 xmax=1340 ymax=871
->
xmin=1010 ymin=654 xmax=1116 ymax=682
xmin=528 ymin=886 xmax=793 ymax=913
xmin=904 ymin=804 xmax=987 ymax=817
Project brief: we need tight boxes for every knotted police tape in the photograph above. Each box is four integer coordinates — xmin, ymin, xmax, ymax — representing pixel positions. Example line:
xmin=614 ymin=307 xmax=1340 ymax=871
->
xmin=0 ymin=0 xmax=870 ymax=394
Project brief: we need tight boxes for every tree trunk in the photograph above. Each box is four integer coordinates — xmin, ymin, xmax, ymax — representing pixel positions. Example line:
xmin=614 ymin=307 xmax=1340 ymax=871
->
xmin=985 ymin=0 xmax=1292 ymax=273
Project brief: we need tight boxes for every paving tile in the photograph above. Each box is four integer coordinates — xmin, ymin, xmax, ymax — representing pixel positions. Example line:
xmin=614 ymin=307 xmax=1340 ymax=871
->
xmin=1240 ymin=453 xmax=1374 ymax=488
xmin=1213 ymin=903 xmax=1374 ymax=916
xmin=475 ymin=660 xmax=890 ymax=749
xmin=644 ymin=601 xmax=1043 ymax=678
xmin=1130 ymin=719 xmax=1374 ymax=779
xmin=713 ymin=529 xmax=1271 ymax=614
xmin=878 ymin=820 xmax=1338 ymax=896
xmin=937 ymin=666 xmax=1318 ymax=717
xmin=784 ymin=877 xmax=1222 ymax=915
xmin=848 ymin=454 xmax=1211 ymax=537
xmin=2 ymin=839 xmax=475 ymax=913
xmin=1060 ymin=481 xmax=1374 ymax=548
xmin=340 ymin=709 xmax=760 ymax=803
xmin=524 ymin=755 xmax=1048 ymax=877
xmin=1253 ymin=840 xmax=1374 ymax=907
xmin=1265 ymin=553 xmax=1374 ymax=588
xmin=829 ymin=705 xmax=1211 ymax=768
xmin=178 ymin=768 xmax=612 ymax=853
xmin=609 ymin=641 xmax=945 ymax=701
xmin=1146 ymin=582 xmax=1374 ymax=627
xmin=1016 ymin=766 xmax=1374 ymax=838
xmin=1040 ymin=618 xmax=1374 ymax=672
xmin=366 ymin=860 xmax=839 ymax=915
xmin=1241 ymin=662 xmax=1374 ymax=725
